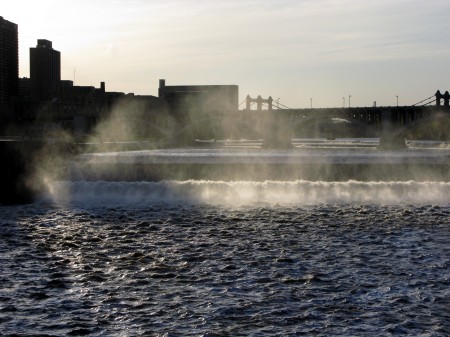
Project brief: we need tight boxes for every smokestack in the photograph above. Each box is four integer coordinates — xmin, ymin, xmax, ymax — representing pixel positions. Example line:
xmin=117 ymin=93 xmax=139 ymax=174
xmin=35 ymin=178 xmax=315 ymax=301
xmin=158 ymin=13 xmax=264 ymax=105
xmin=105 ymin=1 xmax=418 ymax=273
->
xmin=100 ymin=81 xmax=105 ymax=93
xmin=159 ymin=79 xmax=166 ymax=99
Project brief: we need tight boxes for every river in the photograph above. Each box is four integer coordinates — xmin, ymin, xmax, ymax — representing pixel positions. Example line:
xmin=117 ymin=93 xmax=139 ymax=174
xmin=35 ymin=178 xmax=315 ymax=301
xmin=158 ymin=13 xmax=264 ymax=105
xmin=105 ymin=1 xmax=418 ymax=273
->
xmin=1 ymin=141 xmax=449 ymax=336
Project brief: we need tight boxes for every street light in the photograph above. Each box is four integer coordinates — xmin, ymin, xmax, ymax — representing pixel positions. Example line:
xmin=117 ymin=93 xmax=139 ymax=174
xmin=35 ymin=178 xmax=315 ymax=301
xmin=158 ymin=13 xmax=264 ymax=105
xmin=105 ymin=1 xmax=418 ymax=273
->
xmin=396 ymin=95 xmax=398 ymax=107
xmin=349 ymin=95 xmax=351 ymax=108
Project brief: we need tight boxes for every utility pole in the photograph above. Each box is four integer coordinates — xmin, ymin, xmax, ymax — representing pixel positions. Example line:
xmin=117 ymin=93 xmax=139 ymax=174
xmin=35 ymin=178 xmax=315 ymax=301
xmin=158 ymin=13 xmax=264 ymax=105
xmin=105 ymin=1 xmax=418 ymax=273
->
xmin=349 ymin=95 xmax=351 ymax=108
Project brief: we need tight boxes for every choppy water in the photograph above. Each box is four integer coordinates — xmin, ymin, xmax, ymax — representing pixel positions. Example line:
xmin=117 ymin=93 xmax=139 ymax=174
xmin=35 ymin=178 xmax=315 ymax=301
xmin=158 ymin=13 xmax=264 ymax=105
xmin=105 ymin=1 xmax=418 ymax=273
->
xmin=1 ymin=180 xmax=449 ymax=336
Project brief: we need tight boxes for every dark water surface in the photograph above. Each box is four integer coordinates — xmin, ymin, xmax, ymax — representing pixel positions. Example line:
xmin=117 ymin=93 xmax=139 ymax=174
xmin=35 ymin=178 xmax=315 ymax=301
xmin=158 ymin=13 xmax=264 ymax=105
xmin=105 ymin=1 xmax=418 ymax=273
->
xmin=1 ymin=181 xmax=449 ymax=336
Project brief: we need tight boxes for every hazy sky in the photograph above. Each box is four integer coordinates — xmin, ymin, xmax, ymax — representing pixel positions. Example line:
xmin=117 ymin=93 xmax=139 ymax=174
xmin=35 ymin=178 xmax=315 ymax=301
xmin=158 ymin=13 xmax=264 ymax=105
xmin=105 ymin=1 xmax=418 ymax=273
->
xmin=4 ymin=0 xmax=450 ymax=108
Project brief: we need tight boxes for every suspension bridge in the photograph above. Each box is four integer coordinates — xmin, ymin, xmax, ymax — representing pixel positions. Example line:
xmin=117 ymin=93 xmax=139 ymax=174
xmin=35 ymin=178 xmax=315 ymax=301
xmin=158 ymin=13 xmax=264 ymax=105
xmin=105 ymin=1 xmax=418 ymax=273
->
xmin=234 ymin=90 xmax=450 ymax=148
xmin=241 ymin=90 xmax=450 ymax=111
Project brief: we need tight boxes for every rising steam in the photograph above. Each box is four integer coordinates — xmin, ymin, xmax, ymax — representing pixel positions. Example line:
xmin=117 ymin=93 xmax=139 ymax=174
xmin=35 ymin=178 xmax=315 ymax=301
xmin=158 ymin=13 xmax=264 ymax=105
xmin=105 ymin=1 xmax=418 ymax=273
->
xmin=27 ymin=96 xmax=163 ymax=197
xmin=24 ymin=94 xmax=450 ymax=208
xmin=45 ymin=180 xmax=450 ymax=207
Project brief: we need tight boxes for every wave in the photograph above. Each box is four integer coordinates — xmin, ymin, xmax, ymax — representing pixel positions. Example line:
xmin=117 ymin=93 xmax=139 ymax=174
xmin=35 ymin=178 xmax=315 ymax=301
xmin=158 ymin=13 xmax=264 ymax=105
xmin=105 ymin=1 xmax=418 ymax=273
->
xmin=43 ymin=180 xmax=450 ymax=207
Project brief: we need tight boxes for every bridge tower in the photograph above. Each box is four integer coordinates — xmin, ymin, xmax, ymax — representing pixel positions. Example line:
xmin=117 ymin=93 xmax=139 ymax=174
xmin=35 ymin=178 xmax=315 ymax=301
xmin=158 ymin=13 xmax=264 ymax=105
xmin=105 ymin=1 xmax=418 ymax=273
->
xmin=444 ymin=91 xmax=450 ymax=108
xmin=244 ymin=95 xmax=291 ymax=148
xmin=435 ymin=90 xmax=450 ymax=107
xmin=245 ymin=95 xmax=273 ymax=111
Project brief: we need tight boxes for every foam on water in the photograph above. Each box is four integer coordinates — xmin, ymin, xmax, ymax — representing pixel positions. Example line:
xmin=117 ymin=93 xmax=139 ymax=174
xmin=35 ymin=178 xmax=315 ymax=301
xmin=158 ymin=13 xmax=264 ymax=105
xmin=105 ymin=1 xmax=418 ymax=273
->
xmin=45 ymin=180 xmax=450 ymax=206
xmin=2 ymin=199 xmax=449 ymax=336
xmin=4 ymin=141 xmax=448 ymax=336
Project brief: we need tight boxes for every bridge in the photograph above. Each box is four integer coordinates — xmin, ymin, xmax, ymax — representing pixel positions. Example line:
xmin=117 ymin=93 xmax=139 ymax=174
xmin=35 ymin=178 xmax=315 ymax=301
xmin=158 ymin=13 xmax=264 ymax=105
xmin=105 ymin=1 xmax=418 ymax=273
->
xmin=234 ymin=90 xmax=450 ymax=148
xmin=93 ymin=89 xmax=449 ymax=149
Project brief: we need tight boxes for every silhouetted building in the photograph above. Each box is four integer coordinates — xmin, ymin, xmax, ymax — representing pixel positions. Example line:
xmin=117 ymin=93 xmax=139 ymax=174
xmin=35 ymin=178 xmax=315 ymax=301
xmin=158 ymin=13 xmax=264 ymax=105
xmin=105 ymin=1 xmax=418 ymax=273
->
xmin=30 ymin=39 xmax=60 ymax=101
xmin=19 ymin=77 xmax=31 ymax=101
xmin=0 ymin=17 xmax=19 ymax=103
xmin=158 ymin=79 xmax=238 ymax=118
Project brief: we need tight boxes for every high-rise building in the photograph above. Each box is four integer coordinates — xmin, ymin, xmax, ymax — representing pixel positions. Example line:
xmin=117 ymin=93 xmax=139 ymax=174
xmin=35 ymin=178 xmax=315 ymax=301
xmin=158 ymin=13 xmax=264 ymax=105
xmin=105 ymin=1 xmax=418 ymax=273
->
xmin=0 ymin=16 xmax=19 ymax=103
xmin=30 ymin=39 xmax=60 ymax=101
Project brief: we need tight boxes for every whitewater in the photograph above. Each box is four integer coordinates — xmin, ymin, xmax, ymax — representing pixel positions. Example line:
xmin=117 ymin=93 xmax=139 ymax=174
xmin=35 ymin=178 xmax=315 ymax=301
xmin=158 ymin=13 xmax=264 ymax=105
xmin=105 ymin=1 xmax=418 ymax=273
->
xmin=1 ymin=142 xmax=449 ymax=336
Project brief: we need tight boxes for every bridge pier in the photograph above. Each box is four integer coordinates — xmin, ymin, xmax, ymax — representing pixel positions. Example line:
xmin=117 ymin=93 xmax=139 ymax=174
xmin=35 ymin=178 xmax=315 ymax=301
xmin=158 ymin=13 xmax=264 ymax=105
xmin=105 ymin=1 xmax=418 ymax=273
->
xmin=245 ymin=95 xmax=292 ymax=148
xmin=378 ymin=109 xmax=407 ymax=150
xmin=261 ymin=111 xmax=293 ymax=149
xmin=379 ymin=133 xmax=407 ymax=150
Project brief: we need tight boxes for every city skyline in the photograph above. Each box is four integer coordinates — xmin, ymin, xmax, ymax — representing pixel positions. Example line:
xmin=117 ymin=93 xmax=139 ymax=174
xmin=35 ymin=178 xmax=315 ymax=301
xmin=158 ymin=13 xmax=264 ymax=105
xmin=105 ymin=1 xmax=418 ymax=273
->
xmin=4 ymin=0 xmax=450 ymax=108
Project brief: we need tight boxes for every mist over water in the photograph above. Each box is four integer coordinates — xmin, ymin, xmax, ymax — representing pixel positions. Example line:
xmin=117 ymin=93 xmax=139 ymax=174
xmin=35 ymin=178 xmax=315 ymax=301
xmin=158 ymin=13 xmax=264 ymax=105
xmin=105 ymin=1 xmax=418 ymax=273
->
xmin=45 ymin=180 xmax=450 ymax=207
xmin=4 ymin=101 xmax=450 ymax=335
xmin=4 ymin=149 xmax=450 ymax=336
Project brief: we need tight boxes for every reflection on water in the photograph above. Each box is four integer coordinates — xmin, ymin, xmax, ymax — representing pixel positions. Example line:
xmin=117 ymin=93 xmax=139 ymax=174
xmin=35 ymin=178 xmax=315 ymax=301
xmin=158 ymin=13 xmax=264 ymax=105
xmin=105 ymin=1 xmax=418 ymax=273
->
xmin=1 ymin=196 xmax=449 ymax=336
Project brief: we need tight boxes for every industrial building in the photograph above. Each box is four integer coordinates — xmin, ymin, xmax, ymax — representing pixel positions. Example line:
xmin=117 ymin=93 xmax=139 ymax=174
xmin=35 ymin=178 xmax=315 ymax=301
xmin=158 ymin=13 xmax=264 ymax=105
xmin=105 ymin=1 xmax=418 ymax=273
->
xmin=158 ymin=79 xmax=238 ymax=118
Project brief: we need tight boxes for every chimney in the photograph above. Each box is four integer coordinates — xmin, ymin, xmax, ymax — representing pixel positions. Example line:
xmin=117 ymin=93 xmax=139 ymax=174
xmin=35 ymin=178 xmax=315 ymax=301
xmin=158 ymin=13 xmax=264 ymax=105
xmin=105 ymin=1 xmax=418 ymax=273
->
xmin=158 ymin=79 xmax=166 ymax=98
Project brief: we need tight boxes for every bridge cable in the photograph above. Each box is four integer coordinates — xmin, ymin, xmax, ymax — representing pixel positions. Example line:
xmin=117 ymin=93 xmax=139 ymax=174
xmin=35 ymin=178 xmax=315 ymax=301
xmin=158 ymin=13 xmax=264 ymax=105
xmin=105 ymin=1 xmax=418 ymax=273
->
xmin=273 ymin=101 xmax=294 ymax=110
xmin=239 ymin=99 xmax=247 ymax=107
xmin=423 ymin=99 xmax=436 ymax=106
xmin=415 ymin=97 xmax=435 ymax=106
xmin=412 ymin=95 xmax=434 ymax=106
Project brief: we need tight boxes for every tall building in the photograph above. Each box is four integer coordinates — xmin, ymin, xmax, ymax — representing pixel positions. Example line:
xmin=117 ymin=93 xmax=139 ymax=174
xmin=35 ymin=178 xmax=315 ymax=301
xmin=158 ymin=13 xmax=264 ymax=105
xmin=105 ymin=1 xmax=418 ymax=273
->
xmin=30 ymin=39 xmax=60 ymax=101
xmin=0 ymin=16 xmax=19 ymax=103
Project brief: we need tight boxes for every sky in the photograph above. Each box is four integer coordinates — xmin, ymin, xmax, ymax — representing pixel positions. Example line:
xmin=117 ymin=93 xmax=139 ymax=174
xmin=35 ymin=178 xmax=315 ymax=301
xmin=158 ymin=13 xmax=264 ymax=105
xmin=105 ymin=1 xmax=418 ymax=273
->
xmin=3 ymin=0 xmax=450 ymax=108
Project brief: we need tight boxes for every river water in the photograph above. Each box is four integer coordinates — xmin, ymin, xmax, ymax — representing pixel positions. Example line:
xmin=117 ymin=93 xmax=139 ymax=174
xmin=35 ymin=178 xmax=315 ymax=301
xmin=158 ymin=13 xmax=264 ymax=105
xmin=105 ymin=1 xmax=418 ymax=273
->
xmin=1 ymin=143 xmax=449 ymax=336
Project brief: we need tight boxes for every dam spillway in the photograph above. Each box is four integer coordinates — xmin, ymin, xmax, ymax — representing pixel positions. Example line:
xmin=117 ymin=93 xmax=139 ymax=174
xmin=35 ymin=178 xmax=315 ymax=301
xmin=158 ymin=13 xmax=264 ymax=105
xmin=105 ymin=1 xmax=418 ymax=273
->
xmin=70 ymin=140 xmax=450 ymax=182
